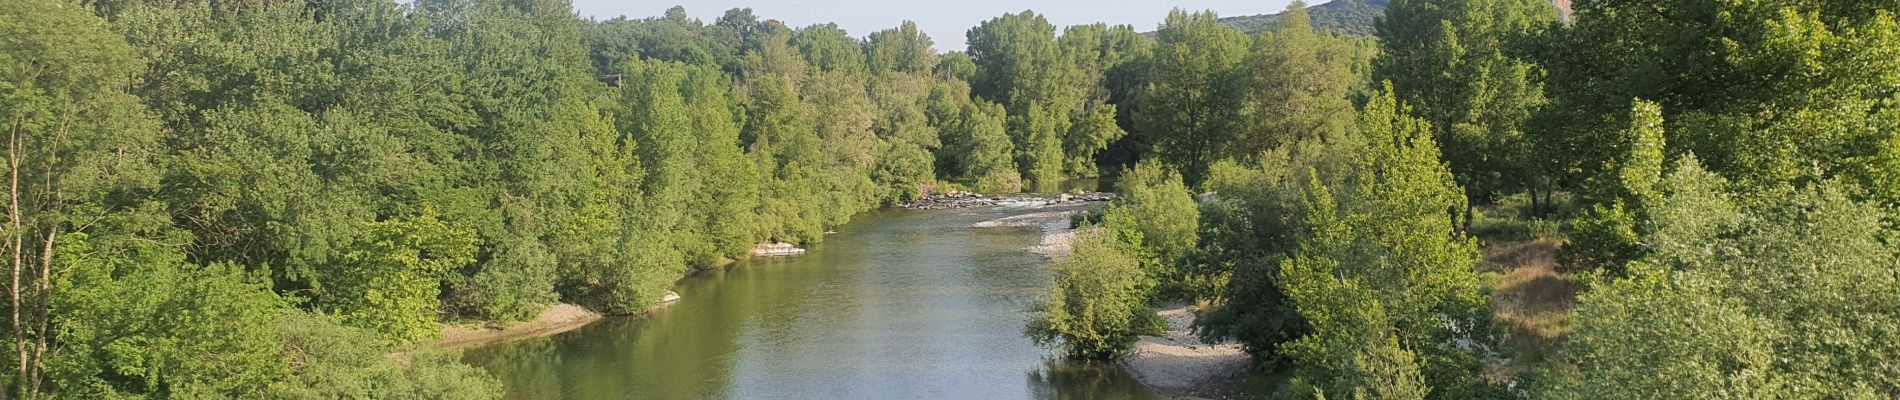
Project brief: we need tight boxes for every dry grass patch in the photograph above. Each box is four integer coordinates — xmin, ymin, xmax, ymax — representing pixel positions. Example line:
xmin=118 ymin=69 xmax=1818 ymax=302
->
xmin=1486 ymin=238 xmax=1576 ymax=361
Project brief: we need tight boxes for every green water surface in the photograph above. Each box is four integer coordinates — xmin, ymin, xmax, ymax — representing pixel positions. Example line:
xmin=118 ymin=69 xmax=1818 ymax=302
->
xmin=463 ymin=204 xmax=1164 ymax=400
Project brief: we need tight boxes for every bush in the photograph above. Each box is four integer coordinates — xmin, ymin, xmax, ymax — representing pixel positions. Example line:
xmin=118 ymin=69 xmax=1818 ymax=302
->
xmin=1557 ymin=202 xmax=1641 ymax=274
xmin=1026 ymin=229 xmax=1164 ymax=359
xmin=274 ymin=312 xmax=502 ymax=399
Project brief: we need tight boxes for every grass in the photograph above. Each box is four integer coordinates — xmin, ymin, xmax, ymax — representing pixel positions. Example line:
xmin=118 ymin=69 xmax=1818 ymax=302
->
xmin=1470 ymin=191 xmax=1585 ymax=381
xmin=1485 ymin=239 xmax=1576 ymax=362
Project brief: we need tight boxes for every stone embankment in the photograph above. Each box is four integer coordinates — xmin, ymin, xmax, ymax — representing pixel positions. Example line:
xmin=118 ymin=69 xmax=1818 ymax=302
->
xmin=903 ymin=190 xmax=1112 ymax=210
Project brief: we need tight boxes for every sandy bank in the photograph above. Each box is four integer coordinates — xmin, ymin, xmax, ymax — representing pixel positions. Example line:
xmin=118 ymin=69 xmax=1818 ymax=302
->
xmin=439 ymin=303 xmax=603 ymax=348
xmin=1122 ymin=306 xmax=1250 ymax=399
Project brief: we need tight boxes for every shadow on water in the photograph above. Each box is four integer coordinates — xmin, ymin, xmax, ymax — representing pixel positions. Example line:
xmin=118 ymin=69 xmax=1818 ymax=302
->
xmin=464 ymin=205 xmax=1159 ymax=399
xmin=1026 ymin=360 xmax=1166 ymax=400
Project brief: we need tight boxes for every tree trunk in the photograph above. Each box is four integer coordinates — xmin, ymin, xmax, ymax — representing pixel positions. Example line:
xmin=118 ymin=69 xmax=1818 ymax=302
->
xmin=1463 ymin=202 xmax=1475 ymax=234
xmin=27 ymin=230 xmax=50 ymax=398
xmin=8 ymin=128 xmax=25 ymax=398
xmin=1529 ymin=186 xmax=1541 ymax=218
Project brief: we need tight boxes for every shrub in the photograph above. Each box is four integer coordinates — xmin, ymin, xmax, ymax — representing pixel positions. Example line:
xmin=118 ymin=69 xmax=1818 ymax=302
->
xmin=1026 ymin=229 xmax=1164 ymax=359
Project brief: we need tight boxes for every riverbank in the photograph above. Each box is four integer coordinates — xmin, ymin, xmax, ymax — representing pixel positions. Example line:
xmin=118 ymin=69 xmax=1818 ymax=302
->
xmin=976 ymin=205 xmax=1254 ymax=398
xmin=1122 ymin=305 xmax=1251 ymax=399
xmin=439 ymin=303 xmax=606 ymax=349
xmin=439 ymin=290 xmax=688 ymax=348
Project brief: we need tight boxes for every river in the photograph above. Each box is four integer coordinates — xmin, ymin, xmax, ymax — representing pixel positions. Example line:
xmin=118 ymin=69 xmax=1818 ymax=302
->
xmin=462 ymin=200 xmax=1165 ymax=399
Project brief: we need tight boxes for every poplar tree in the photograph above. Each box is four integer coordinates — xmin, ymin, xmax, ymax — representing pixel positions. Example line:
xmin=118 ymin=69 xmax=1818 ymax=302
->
xmin=1242 ymin=2 xmax=1357 ymax=155
xmin=1378 ymin=0 xmax=1554 ymax=216
xmin=1136 ymin=9 xmax=1250 ymax=186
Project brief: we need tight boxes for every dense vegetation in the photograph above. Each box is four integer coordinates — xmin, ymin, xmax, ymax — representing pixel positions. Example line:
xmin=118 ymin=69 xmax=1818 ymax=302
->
xmin=1215 ymin=0 xmax=1390 ymax=36
xmin=2 ymin=0 xmax=1895 ymax=397
xmin=1027 ymin=0 xmax=1900 ymax=399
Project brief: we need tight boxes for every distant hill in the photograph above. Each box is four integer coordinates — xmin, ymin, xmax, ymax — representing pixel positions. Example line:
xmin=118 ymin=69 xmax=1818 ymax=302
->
xmin=1210 ymin=0 xmax=1573 ymax=37
xmin=1219 ymin=0 xmax=1390 ymax=36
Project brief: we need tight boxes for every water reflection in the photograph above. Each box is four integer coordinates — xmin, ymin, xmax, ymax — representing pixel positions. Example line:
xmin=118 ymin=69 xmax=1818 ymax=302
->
xmin=465 ymin=206 xmax=1159 ymax=399
xmin=1027 ymin=360 xmax=1165 ymax=400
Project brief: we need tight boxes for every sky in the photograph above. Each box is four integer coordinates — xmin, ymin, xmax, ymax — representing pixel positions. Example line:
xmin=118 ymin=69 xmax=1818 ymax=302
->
xmin=569 ymin=0 xmax=1308 ymax=51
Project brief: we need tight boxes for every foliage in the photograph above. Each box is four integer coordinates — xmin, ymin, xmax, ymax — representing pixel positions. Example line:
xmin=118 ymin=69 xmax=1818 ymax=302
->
xmin=1535 ymin=0 xmax=1900 ymax=197
xmin=1546 ymin=264 xmax=1783 ymax=399
xmin=967 ymin=12 xmax=1143 ymax=184
xmin=1215 ymin=0 xmax=1391 ymax=36
xmin=1378 ymin=0 xmax=1554 ymax=210
xmin=1135 ymin=9 xmax=1251 ymax=186
xmin=1239 ymin=2 xmax=1360 ymax=156
xmin=1558 ymin=100 xmax=1668 ymax=273
xmin=1101 ymin=162 xmax=1201 ymax=295
xmin=9 ymin=0 xmax=1899 ymax=397
xmin=1273 ymin=87 xmax=1497 ymax=399
xmin=273 ymin=312 xmax=502 ymax=399
xmin=1550 ymin=179 xmax=1900 ymax=398
xmin=319 ymin=209 xmax=477 ymax=341
xmin=1026 ymin=229 xmax=1162 ymax=360
xmin=50 ymin=237 xmax=287 ymax=398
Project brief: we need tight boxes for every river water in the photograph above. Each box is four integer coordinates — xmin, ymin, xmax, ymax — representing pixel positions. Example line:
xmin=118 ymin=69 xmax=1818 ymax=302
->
xmin=463 ymin=202 xmax=1163 ymax=399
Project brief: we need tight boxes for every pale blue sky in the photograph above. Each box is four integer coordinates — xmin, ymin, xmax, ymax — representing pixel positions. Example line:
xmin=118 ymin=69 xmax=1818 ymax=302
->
xmin=569 ymin=0 xmax=1309 ymax=51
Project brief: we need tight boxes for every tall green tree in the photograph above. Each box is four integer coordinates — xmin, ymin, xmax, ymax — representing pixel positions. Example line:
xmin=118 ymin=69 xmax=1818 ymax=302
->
xmin=865 ymin=21 xmax=939 ymax=75
xmin=1551 ymin=168 xmax=1900 ymax=398
xmin=681 ymin=63 xmax=761 ymax=263
xmin=1274 ymin=86 xmax=1499 ymax=399
xmin=1135 ymin=9 xmax=1250 ymax=186
xmin=1240 ymin=2 xmax=1358 ymax=155
xmin=1278 ymin=177 xmax=1430 ymax=400
xmin=1 ymin=0 xmax=164 ymax=393
xmin=1378 ymin=0 xmax=1554 ymax=216
xmin=928 ymin=81 xmax=1022 ymax=192
xmin=1537 ymin=0 xmax=1899 ymax=202
xmin=1100 ymin=162 xmax=1200 ymax=294
xmin=1559 ymin=99 xmax=1666 ymax=273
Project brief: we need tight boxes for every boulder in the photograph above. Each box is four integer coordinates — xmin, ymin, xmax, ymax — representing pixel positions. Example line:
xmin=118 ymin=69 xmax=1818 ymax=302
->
xmin=751 ymin=242 xmax=806 ymax=257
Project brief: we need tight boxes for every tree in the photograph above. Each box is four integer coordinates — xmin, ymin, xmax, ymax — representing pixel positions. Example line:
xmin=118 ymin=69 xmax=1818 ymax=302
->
xmin=1 ymin=0 xmax=164 ymax=393
xmin=1378 ymin=0 xmax=1554 ymax=216
xmin=1241 ymin=2 xmax=1358 ymax=155
xmin=1558 ymin=99 xmax=1667 ymax=273
xmin=1546 ymin=264 xmax=1782 ymax=400
xmin=1536 ymin=0 xmax=1899 ymax=199
xmin=793 ymin=23 xmax=866 ymax=74
xmin=1136 ymin=9 xmax=1251 ymax=186
xmin=742 ymin=72 xmax=828 ymax=244
xmin=1272 ymin=87 xmax=1499 ymax=398
xmin=319 ymin=209 xmax=477 ymax=341
xmin=1552 ymin=165 xmax=1900 ymax=398
xmin=866 ymin=41 xmax=943 ymax=203
xmin=865 ymin=21 xmax=939 ymax=75
xmin=51 ymin=238 xmax=288 ymax=398
xmin=967 ymin=12 xmax=1144 ymax=185
xmin=929 ymin=81 xmax=1022 ymax=192
xmin=1053 ymin=24 xmax=1142 ymax=177
xmin=1100 ymin=162 xmax=1200 ymax=294
xmin=1026 ymin=228 xmax=1162 ymax=360
xmin=272 ymin=312 xmax=502 ymax=399
xmin=1191 ymin=140 xmax=1347 ymax=365
xmin=681 ymin=63 xmax=762 ymax=263
xmin=804 ymin=70 xmax=886 ymax=224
